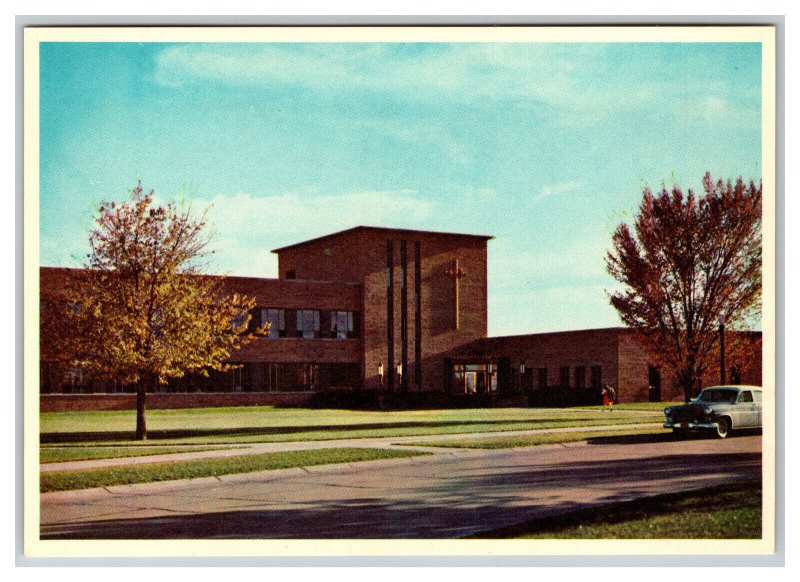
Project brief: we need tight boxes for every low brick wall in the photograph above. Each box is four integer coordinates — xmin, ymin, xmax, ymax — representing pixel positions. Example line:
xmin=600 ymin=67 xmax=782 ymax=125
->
xmin=40 ymin=392 xmax=315 ymax=412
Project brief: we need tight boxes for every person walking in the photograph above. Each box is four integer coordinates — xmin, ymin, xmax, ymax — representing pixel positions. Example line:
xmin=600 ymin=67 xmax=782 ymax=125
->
xmin=602 ymin=384 xmax=617 ymax=412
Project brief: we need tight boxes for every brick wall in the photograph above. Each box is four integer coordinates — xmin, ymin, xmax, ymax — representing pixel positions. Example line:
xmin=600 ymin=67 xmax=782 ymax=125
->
xmin=470 ymin=328 xmax=623 ymax=397
xmin=618 ymin=330 xmax=763 ymax=402
xmin=276 ymin=227 xmax=491 ymax=393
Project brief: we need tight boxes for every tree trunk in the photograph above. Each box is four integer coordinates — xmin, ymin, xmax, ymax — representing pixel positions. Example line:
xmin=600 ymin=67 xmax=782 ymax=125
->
xmin=135 ymin=381 xmax=148 ymax=441
xmin=678 ymin=366 xmax=699 ymax=403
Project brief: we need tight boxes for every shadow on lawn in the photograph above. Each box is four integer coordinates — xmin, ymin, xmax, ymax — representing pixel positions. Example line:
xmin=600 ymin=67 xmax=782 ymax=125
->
xmin=40 ymin=416 xmax=642 ymax=444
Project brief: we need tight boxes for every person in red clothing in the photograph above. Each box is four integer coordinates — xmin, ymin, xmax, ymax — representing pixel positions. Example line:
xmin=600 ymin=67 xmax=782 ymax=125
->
xmin=602 ymin=384 xmax=617 ymax=412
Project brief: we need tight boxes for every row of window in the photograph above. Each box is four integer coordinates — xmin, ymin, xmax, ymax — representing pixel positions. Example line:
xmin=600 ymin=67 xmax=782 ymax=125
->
xmin=252 ymin=308 xmax=359 ymax=339
xmin=41 ymin=362 xmax=361 ymax=393
xmin=534 ymin=365 xmax=603 ymax=389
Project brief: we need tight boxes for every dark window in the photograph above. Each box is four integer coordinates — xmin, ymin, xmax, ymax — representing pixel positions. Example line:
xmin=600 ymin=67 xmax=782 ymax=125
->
xmin=231 ymin=308 xmax=248 ymax=331
xmin=575 ymin=366 xmax=586 ymax=389
xmin=560 ymin=366 xmax=570 ymax=388
xmin=266 ymin=363 xmax=282 ymax=391
xmin=538 ymin=367 xmax=548 ymax=389
xmin=261 ymin=308 xmax=286 ymax=338
xmin=286 ymin=270 xmax=296 ymax=280
xmin=590 ymin=366 xmax=602 ymax=390
xmin=331 ymin=310 xmax=357 ymax=339
xmin=296 ymin=310 xmax=320 ymax=338
xmin=292 ymin=363 xmax=319 ymax=391
xmin=738 ymin=390 xmax=753 ymax=403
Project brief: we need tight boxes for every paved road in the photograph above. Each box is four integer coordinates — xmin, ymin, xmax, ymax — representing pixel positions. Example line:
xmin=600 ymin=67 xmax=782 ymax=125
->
xmin=40 ymin=434 xmax=761 ymax=539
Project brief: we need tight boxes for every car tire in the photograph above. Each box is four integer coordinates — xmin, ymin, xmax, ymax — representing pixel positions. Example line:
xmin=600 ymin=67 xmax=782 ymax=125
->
xmin=715 ymin=417 xmax=730 ymax=439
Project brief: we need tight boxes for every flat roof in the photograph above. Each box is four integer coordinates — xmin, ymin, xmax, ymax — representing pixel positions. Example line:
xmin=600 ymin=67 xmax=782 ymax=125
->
xmin=271 ymin=226 xmax=494 ymax=254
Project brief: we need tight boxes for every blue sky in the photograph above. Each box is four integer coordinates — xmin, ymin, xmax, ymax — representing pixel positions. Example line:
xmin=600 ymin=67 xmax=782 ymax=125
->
xmin=39 ymin=42 xmax=762 ymax=336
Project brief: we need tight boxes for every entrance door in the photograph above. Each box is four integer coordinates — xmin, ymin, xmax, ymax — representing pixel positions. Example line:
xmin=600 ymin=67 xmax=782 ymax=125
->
xmin=648 ymin=366 xmax=661 ymax=402
xmin=465 ymin=372 xmax=477 ymax=394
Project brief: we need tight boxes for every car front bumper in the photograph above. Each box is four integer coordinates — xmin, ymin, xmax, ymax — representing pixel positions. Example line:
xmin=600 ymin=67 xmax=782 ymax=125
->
xmin=663 ymin=421 xmax=718 ymax=430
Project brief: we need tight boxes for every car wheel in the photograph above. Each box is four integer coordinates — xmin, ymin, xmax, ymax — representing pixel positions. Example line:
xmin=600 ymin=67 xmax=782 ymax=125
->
xmin=672 ymin=428 xmax=687 ymax=439
xmin=715 ymin=417 xmax=730 ymax=439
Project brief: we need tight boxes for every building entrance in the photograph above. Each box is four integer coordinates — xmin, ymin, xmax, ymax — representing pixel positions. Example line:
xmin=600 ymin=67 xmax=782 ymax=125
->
xmin=451 ymin=363 xmax=497 ymax=395
xmin=648 ymin=366 xmax=662 ymax=402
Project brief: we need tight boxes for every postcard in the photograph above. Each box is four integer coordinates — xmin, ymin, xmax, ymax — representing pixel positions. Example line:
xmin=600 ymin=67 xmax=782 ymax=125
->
xmin=23 ymin=23 xmax=777 ymax=561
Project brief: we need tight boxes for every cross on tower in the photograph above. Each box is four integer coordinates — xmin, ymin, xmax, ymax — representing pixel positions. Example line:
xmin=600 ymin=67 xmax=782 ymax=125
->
xmin=445 ymin=259 xmax=467 ymax=329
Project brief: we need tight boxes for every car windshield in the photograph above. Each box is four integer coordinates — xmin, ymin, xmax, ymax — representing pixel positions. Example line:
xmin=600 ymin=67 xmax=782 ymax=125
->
xmin=697 ymin=389 xmax=739 ymax=403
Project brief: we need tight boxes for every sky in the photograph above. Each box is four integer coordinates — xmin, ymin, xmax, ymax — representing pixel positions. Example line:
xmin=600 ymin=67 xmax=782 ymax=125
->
xmin=39 ymin=41 xmax=763 ymax=336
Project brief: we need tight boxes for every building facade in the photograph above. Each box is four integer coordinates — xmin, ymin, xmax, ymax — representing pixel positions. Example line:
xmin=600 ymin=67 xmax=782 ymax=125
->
xmin=39 ymin=226 xmax=762 ymax=408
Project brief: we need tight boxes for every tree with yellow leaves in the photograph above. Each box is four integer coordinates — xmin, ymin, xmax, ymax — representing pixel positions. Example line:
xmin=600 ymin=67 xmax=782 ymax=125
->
xmin=48 ymin=183 xmax=261 ymax=439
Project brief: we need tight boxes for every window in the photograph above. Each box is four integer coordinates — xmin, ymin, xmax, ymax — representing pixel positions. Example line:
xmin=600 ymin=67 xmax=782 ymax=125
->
xmin=294 ymin=363 xmax=319 ymax=391
xmin=231 ymin=308 xmax=248 ymax=331
xmin=331 ymin=310 xmax=357 ymax=339
xmin=575 ymin=366 xmax=586 ymax=389
xmin=590 ymin=365 xmax=602 ymax=390
xmin=538 ymin=367 xmax=548 ymax=389
xmin=286 ymin=270 xmax=296 ymax=279
xmin=738 ymin=390 xmax=753 ymax=403
xmin=560 ymin=366 xmax=570 ymax=388
xmin=261 ymin=308 xmax=286 ymax=338
xmin=296 ymin=310 xmax=320 ymax=338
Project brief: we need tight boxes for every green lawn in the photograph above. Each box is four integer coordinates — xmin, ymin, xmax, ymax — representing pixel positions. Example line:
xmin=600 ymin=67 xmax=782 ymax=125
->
xmin=40 ymin=445 xmax=242 ymax=464
xmin=403 ymin=425 xmax=666 ymax=449
xmin=471 ymin=480 xmax=761 ymax=539
xmin=41 ymin=447 xmax=425 ymax=492
xmin=41 ymin=406 xmax=662 ymax=447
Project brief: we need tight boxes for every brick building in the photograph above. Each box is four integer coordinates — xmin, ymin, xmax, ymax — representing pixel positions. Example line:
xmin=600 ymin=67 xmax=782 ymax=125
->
xmin=39 ymin=226 xmax=762 ymax=409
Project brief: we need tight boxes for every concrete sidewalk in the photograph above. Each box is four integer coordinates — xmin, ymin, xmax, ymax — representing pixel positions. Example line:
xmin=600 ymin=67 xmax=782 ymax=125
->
xmin=40 ymin=422 xmax=664 ymax=473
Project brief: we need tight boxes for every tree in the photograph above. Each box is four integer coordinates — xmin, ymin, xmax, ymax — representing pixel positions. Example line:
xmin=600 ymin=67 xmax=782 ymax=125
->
xmin=47 ymin=183 xmax=261 ymax=439
xmin=606 ymin=172 xmax=762 ymax=401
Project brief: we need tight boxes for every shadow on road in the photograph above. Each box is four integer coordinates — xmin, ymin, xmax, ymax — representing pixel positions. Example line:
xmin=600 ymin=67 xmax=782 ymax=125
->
xmin=41 ymin=449 xmax=762 ymax=539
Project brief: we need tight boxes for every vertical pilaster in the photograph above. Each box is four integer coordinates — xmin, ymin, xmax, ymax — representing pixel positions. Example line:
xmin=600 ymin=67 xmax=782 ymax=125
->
xmin=386 ymin=239 xmax=394 ymax=391
xmin=414 ymin=241 xmax=422 ymax=389
xmin=400 ymin=239 xmax=408 ymax=392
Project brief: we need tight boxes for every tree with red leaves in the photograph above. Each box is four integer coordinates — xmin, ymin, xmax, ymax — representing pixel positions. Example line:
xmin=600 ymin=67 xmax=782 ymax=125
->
xmin=606 ymin=173 xmax=762 ymax=402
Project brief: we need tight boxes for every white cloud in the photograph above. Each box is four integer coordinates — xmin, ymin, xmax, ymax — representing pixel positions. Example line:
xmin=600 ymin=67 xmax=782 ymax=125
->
xmin=535 ymin=180 xmax=586 ymax=201
xmin=191 ymin=189 xmax=436 ymax=277
xmin=154 ymin=44 xmax=759 ymax=131
xmin=152 ymin=43 xmax=637 ymax=121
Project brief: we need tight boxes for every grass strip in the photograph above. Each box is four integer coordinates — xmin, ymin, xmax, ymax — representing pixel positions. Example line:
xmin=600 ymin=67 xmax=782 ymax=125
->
xmin=470 ymin=480 xmax=762 ymax=539
xmin=40 ymin=445 xmax=242 ymax=464
xmin=402 ymin=426 xmax=666 ymax=449
xmin=44 ymin=417 xmax=662 ymax=447
xmin=40 ymin=447 xmax=426 ymax=493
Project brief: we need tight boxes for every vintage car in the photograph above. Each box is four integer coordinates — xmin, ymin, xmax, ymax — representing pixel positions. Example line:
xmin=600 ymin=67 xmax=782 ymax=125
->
xmin=663 ymin=385 xmax=762 ymax=438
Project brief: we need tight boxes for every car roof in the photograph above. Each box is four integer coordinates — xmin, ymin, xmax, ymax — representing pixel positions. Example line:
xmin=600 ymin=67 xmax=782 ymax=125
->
xmin=702 ymin=385 xmax=762 ymax=392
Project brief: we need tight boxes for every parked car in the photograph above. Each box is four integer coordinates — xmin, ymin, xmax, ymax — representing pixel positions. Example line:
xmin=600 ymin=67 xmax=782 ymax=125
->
xmin=663 ymin=385 xmax=762 ymax=438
